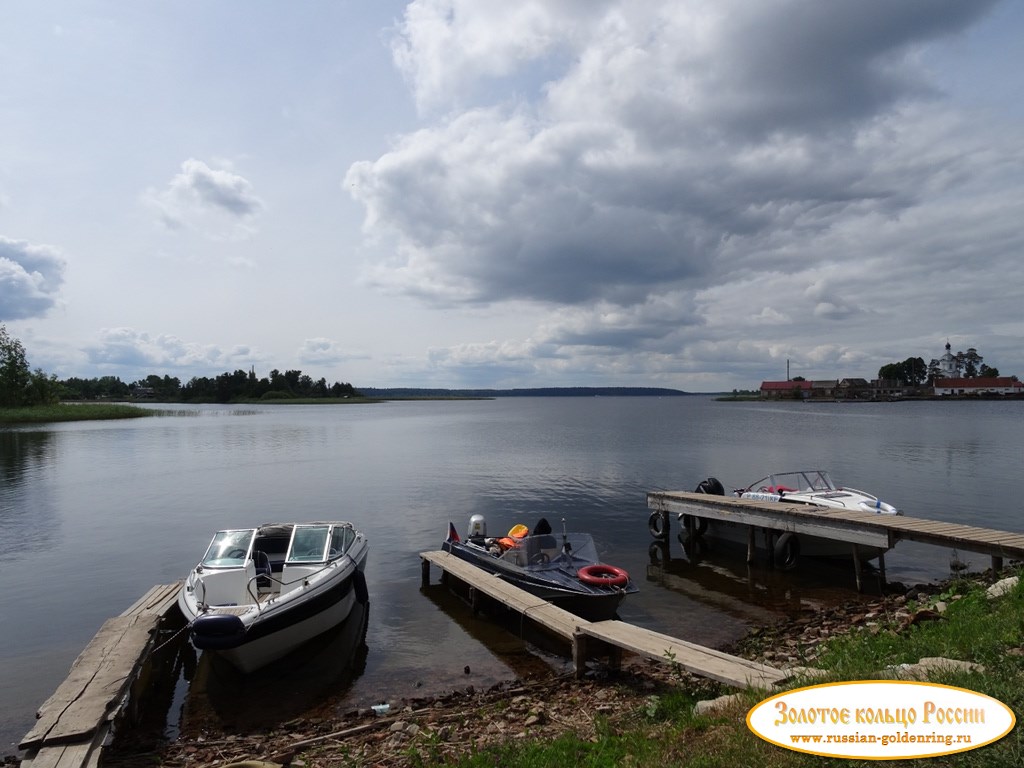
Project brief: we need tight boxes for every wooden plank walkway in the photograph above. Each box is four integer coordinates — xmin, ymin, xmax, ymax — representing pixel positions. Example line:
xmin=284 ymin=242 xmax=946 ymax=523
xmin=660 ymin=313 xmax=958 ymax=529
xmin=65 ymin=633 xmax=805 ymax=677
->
xmin=20 ymin=582 xmax=182 ymax=768
xmin=647 ymin=491 xmax=1024 ymax=566
xmin=420 ymin=550 xmax=786 ymax=689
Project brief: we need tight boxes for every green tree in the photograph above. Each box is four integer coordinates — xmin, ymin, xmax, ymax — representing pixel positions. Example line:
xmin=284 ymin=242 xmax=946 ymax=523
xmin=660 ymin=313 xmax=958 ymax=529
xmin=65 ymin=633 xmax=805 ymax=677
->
xmin=0 ymin=324 xmax=32 ymax=406
xmin=0 ymin=325 xmax=59 ymax=406
xmin=877 ymin=357 xmax=927 ymax=386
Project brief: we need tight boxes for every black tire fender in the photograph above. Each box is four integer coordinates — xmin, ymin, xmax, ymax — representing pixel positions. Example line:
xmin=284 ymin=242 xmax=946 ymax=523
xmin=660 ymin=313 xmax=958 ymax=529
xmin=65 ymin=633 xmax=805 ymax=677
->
xmin=774 ymin=532 xmax=800 ymax=570
xmin=648 ymin=510 xmax=669 ymax=539
xmin=679 ymin=514 xmax=708 ymax=537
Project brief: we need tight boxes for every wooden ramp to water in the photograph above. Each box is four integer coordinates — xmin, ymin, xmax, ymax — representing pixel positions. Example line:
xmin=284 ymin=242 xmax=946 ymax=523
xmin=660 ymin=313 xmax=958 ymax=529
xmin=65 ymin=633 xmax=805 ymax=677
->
xmin=19 ymin=582 xmax=182 ymax=768
xmin=420 ymin=550 xmax=786 ymax=689
xmin=647 ymin=491 xmax=1024 ymax=588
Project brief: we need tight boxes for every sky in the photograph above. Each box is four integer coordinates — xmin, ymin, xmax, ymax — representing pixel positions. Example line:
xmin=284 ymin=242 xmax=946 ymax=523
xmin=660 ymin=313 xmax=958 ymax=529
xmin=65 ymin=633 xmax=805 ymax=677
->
xmin=2 ymin=0 xmax=1023 ymax=393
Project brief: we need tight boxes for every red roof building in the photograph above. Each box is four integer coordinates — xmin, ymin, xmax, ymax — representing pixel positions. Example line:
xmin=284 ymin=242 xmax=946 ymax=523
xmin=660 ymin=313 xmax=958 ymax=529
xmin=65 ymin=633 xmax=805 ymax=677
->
xmin=933 ymin=377 xmax=1023 ymax=396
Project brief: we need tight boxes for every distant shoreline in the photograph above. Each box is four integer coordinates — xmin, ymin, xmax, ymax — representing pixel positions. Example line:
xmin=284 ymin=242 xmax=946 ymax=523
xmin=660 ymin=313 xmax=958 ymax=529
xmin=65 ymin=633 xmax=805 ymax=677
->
xmin=359 ymin=386 xmax=694 ymax=398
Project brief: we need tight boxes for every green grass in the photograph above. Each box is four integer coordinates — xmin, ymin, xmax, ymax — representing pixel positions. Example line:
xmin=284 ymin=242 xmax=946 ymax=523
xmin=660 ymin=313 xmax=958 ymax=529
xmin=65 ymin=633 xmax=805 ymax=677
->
xmin=404 ymin=573 xmax=1024 ymax=768
xmin=0 ymin=403 xmax=157 ymax=423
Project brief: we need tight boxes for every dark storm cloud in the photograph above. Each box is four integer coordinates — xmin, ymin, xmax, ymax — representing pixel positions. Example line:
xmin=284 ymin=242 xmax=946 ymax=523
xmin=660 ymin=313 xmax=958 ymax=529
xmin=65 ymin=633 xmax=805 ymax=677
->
xmin=705 ymin=0 xmax=1000 ymax=138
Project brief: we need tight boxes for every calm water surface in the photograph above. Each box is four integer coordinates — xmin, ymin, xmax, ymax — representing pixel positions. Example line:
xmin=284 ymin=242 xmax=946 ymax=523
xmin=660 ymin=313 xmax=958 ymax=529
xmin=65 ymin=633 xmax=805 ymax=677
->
xmin=2 ymin=397 xmax=1021 ymax=752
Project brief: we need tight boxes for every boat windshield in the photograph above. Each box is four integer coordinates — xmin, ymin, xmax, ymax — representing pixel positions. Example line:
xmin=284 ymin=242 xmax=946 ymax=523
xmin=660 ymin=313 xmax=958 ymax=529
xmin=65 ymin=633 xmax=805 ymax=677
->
xmin=512 ymin=532 xmax=600 ymax=568
xmin=287 ymin=524 xmax=331 ymax=563
xmin=752 ymin=471 xmax=836 ymax=493
xmin=200 ymin=529 xmax=255 ymax=568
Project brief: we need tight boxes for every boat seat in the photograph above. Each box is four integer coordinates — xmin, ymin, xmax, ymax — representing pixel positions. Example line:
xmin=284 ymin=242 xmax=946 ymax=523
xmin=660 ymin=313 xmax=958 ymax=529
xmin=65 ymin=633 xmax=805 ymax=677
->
xmin=254 ymin=551 xmax=273 ymax=588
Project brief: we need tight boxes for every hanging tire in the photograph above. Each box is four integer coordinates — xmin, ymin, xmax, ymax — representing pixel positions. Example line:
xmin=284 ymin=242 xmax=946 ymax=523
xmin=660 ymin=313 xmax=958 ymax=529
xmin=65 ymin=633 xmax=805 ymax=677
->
xmin=648 ymin=510 xmax=669 ymax=539
xmin=774 ymin=532 xmax=800 ymax=570
xmin=680 ymin=514 xmax=708 ymax=537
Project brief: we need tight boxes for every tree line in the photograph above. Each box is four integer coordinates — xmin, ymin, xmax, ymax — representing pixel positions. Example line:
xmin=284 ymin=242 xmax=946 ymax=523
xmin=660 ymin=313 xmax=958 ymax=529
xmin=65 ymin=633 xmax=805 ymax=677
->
xmin=0 ymin=325 xmax=360 ymax=406
xmin=878 ymin=347 xmax=1006 ymax=387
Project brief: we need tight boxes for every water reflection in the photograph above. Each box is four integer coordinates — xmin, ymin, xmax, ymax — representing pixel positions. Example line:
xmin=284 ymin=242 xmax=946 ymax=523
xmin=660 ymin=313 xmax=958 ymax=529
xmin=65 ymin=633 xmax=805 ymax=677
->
xmin=0 ymin=431 xmax=57 ymax=559
xmin=645 ymin=536 xmax=888 ymax=624
xmin=177 ymin=600 xmax=370 ymax=736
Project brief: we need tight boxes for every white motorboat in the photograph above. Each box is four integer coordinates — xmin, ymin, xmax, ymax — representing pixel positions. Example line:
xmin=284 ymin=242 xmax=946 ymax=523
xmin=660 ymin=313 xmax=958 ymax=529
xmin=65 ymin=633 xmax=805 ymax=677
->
xmin=684 ymin=470 xmax=900 ymax=567
xmin=178 ymin=521 xmax=369 ymax=673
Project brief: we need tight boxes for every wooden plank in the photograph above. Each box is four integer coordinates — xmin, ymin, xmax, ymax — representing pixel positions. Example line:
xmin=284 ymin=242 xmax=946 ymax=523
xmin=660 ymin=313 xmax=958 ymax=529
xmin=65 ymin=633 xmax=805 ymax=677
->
xmin=119 ymin=582 xmax=181 ymax=617
xmin=648 ymin=491 xmax=1024 ymax=560
xmin=581 ymin=621 xmax=785 ymax=689
xmin=19 ymin=741 xmax=99 ymax=768
xmin=20 ymin=613 xmax=157 ymax=749
xmin=420 ymin=551 xmax=581 ymax=638
xmin=647 ymin=494 xmax=891 ymax=548
xmin=423 ymin=550 xmax=788 ymax=690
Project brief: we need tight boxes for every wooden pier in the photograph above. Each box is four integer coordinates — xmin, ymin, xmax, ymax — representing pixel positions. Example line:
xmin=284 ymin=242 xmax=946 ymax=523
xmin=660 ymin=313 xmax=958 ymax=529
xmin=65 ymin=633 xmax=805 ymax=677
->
xmin=19 ymin=582 xmax=182 ymax=768
xmin=420 ymin=550 xmax=786 ymax=689
xmin=647 ymin=491 xmax=1024 ymax=588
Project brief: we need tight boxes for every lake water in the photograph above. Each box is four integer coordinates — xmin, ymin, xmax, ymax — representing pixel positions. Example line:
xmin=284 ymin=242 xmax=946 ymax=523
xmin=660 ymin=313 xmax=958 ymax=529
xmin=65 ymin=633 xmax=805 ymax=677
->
xmin=2 ymin=396 xmax=1021 ymax=753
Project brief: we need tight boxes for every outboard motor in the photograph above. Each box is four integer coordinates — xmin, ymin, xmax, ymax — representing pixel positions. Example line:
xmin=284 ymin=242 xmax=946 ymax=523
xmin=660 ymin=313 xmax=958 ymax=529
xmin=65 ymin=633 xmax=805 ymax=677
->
xmin=695 ymin=477 xmax=725 ymax=496
xmin=468 ymin=514 xmax=487 ymax=538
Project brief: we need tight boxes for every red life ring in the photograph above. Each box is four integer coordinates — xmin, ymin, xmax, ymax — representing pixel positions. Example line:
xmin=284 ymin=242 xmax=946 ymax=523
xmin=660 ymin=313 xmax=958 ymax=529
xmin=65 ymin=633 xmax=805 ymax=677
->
xmin=578 ymin=564 xmax=629 ymax=587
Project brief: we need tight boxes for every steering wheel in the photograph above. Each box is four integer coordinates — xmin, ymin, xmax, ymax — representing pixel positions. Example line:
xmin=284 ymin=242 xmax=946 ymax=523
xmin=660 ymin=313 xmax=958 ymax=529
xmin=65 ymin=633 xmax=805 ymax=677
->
xmin=530 ymin=552 xmax=550 ymax=565
xmin=226 ymin=548 xmax=247 ymax=559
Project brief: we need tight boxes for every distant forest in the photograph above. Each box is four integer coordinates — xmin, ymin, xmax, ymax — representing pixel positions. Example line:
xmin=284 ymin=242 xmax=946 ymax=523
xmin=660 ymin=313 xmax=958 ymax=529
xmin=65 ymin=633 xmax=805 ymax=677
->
xmin=59 ymin=369 xmax=360 ymax=403
xmin=56 ymin=375 xmax=688 ymax=404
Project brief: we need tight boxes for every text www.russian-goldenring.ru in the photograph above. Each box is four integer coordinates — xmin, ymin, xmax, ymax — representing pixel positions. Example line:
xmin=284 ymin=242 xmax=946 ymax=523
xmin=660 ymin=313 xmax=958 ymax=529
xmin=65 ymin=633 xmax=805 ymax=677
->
xmin=790 ymin=732 xmax=973 ymax=748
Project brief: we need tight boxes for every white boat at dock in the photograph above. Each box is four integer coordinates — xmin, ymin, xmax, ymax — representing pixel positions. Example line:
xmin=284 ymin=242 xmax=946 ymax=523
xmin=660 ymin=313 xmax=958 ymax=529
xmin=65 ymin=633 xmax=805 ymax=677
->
xmin=672 ymin=470 xmax=900 ymax=568
xmin=178 ymin=521 xmax=369 ymax=673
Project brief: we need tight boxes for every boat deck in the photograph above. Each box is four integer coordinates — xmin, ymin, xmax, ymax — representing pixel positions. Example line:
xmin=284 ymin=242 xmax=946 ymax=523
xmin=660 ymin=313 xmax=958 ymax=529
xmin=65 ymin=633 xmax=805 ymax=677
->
xmin=420 ymin=549 xmax=787 ymax=689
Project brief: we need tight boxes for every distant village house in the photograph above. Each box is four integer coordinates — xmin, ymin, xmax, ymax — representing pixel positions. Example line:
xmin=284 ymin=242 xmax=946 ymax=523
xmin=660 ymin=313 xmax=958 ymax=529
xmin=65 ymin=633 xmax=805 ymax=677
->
xmin=759 ymin=341 xmax=1020 ymax=400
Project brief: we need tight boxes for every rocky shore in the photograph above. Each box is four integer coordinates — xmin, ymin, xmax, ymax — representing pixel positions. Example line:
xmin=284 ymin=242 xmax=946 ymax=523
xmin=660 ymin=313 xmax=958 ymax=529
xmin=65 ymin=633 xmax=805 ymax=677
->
xmin=91 ymin=575 xmax=987 ymax=768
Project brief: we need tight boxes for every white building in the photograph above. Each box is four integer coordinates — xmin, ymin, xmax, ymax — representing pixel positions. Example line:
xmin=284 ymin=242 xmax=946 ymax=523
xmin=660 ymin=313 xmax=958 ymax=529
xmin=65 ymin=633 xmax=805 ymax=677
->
xmin=937 ymin=341 xmax=960 ymax=378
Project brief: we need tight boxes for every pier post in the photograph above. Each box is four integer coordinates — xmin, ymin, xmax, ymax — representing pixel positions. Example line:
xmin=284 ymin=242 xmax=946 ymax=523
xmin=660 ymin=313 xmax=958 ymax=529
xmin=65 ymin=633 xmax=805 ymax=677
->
xmin=746 ymin=526 xmax=756 ymax=564
xmin=421 ymin=558 xmax=431 ymax=587
xmin=992 ymin=555 xmax=1004 ymax=574
xmin=572 ymin=631 xmax=588 ymax=679
xmin=851 ymin=544 xmax=862 ymax=592
xmin=877 ymin=552 xmax=887 ymax=588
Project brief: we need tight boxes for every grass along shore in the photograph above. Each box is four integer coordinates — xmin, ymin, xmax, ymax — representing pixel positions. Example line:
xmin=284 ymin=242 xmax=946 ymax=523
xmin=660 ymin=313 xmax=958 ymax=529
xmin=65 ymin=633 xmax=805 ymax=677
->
xmin=0 ymin=398 xmax=386 ymax=424
xmin=114 ymin=568 xmax=1024 ymax=768
xmin=0 ymin=402 xmax=158 ymax=423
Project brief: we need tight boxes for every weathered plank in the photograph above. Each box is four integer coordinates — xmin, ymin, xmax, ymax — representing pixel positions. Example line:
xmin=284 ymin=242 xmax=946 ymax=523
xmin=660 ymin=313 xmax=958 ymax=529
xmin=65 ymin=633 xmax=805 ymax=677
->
xmin=581 ymin=620 xmax=787 ymax=689
xmin=647 ymin=491 xmax=1024 ymax=561
xmin=421 ymin=549 xmax=785 ymax=690
xmin=120 ymin=582 xmax=181 ymax=617
xmin=420 ymin=551 xmax=580 ymax=638
xmin=20 ymin=613 xmax=158 ymax=749
xmin=19 ymin=741 xmax=99 ymax=768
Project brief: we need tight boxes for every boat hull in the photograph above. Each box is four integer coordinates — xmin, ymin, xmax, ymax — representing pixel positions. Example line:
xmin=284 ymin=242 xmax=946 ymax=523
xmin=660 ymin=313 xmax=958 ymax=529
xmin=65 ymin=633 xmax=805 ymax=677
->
xmin=441 ymin=540 xmax=630 ymax=621
xmin=179 ymin=523 xmax=369 ymax=673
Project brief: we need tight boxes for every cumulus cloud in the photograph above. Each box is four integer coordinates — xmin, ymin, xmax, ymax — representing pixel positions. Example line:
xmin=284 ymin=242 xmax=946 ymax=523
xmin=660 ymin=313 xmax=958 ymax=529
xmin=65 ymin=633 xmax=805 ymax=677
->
xmin=347 ymin=0 xmax=1023 ymax=385
xmin=85 ymin=327 xmax=264 ymax=374
xmin=145 ymin=159 xmax=264 ymax=239
xmin=0 ymin=237 xmax=67 ymax=320
xmin=296 ymin=338 xmax=371 ymax=366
